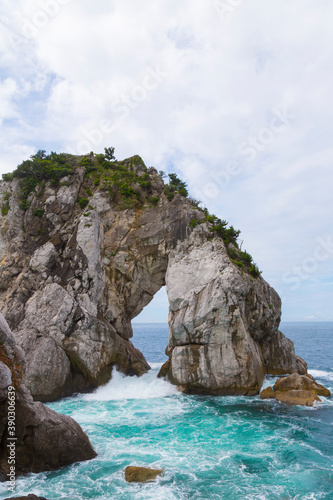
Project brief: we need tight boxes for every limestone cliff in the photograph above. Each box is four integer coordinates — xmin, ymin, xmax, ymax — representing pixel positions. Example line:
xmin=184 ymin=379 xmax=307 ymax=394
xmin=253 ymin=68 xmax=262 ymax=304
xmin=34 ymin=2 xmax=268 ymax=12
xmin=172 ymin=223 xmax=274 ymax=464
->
xmin=0 ymin=152 xmax=306 ymax=400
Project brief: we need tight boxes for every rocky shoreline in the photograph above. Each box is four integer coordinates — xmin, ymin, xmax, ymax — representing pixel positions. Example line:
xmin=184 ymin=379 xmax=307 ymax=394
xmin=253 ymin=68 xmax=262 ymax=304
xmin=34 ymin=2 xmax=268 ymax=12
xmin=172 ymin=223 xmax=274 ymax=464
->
xmin=0 ymin=151 xmax=330 ymax=482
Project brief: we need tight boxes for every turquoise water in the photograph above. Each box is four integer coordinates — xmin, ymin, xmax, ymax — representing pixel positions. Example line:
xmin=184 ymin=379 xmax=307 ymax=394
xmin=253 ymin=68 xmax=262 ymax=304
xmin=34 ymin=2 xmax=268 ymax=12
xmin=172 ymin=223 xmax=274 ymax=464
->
xmin=1 ymin=323 xmax=332 ymax=499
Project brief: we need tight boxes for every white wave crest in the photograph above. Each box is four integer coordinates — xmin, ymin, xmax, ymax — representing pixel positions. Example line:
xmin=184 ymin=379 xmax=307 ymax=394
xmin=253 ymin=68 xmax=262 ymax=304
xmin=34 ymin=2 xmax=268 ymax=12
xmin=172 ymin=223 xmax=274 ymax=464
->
xmin=83 ymin=368 xmax=179 ymax=401
xmin=148 ymin=362 xmax=164 ymax=370
xmin=309 ymin=369 xmax=333 ymax=382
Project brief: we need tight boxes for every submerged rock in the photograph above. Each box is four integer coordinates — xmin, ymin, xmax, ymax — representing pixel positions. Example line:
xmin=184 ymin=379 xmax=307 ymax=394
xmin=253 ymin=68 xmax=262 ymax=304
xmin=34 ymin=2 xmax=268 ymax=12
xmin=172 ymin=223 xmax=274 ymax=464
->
xmin=125 ymin=466 xmax=163 ymax=482
xmin=0 ymin=313 xmax=96 ymax=480
xmin=0 ymin=153 xmax=307 ymax=399
xmin=260 ymin=372 xmax=331 ymax=406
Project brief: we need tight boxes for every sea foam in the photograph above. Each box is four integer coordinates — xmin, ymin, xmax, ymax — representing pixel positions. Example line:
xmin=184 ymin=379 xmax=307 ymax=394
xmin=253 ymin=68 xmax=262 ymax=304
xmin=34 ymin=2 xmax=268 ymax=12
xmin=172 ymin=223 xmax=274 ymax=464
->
xmin=82 ymin=365 xmax=179 ymax=402
xmin=308 ymin=369 xmax=333 ymax=382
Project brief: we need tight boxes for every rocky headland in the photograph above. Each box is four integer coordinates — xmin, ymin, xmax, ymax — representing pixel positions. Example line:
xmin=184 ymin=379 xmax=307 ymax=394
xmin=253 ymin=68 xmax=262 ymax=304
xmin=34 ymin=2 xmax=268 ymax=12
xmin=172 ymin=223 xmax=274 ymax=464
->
xmin=1 ymin=148 xmax=331 ymax=481
xmin=0 ymin=149 xmax=309 ymax=401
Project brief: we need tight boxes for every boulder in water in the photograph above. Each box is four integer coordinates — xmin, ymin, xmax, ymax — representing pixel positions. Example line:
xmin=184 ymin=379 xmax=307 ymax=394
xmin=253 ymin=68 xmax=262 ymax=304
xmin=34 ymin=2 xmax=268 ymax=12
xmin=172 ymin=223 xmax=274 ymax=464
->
xmin=273 ymin=372 xmax=330 ymax=397
xmin=260 ymin=372 xmax=331 ymax=406
xmin=275 ymin=390 xmax=321 ymax=407
xmin=259 ymin=386 xmax=275 ymax=399
xmin=125 ymin=466 xmax=163 ymax=482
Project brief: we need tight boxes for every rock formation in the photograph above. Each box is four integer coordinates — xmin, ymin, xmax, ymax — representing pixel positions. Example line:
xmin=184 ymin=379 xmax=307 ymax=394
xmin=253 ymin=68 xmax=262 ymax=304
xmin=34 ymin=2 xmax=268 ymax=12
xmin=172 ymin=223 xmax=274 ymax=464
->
xmin=260 ymin=372 xmax=331 ymax=406
xmin=0 ymin=312 xmax=96 ymax=480
xmin=0 ymin=152 xmax=307 ymax=400
xmin=160 ymin=228 xmax=307 ymax=395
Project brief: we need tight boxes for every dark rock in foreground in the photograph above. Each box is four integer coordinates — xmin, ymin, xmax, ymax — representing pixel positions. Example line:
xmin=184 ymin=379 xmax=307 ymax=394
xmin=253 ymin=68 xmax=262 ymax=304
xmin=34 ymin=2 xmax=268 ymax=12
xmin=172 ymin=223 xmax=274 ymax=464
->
xmin=5 ymin=495 xmax=48 ymax=500
xmin=260 ymin=372 xmax=331 ymax=406
xmin=0 ymin=313 xmax=96 ymax=481
xmin=125 ymin=466 xmax=163 ymax=482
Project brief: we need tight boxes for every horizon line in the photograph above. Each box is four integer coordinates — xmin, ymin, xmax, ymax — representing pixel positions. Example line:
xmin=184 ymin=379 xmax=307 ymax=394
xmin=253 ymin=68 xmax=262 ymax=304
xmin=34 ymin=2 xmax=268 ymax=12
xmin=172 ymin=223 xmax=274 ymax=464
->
xmin=132 ymin=320 xmax=333 ymax=324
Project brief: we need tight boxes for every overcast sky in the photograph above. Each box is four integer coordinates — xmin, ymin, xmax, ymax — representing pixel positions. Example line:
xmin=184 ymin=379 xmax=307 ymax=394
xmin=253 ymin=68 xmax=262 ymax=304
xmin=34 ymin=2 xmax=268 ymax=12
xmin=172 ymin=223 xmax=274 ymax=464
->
xmin=1 ymin=0 xmax=332 ymax=322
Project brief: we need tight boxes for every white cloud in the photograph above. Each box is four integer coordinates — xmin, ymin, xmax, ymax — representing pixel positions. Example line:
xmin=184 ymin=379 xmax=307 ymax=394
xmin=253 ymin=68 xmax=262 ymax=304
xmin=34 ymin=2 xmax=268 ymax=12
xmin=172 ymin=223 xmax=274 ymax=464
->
xmin=1 ymin=0 xmax=332 ymax=320
xmin=0 ymin=78 xmax=18 ymax=124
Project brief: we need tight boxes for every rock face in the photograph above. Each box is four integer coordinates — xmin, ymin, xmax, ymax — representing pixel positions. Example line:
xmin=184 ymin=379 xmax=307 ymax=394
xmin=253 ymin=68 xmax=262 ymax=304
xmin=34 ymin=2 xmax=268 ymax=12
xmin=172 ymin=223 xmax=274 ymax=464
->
xmin=260 ymin=373 xmax=331 ymax=406
xmin=161 ymin=229 xmax=302 ymax=395
xmin=261 ymin=330 xmax=307 ymax=375
xmin=0 ymin=313 xmax=96 ymax=480
xmin=0 ymin=154 xmax=307 ymax=400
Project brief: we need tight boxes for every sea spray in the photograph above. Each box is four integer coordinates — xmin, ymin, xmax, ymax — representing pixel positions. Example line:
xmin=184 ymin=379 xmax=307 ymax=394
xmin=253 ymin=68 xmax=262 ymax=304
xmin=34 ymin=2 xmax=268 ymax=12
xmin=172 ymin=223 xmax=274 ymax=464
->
xmin=308 ymin=369 xmax=333 ymax=382
xmin=83 ymin=365 xmax=179 ymax=402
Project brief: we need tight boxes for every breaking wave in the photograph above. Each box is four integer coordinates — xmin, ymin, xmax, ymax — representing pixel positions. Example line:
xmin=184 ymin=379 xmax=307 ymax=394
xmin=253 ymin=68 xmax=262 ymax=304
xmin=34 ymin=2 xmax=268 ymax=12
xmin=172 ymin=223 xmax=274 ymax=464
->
xmin=82 ymin=365 xmax=179 ymax=402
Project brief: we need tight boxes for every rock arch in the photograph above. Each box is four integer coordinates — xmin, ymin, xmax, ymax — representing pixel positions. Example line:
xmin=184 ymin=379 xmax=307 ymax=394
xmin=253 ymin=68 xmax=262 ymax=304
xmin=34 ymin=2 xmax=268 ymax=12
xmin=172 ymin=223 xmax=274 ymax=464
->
xmin=0 ymin=164 xmax=306 ymax=401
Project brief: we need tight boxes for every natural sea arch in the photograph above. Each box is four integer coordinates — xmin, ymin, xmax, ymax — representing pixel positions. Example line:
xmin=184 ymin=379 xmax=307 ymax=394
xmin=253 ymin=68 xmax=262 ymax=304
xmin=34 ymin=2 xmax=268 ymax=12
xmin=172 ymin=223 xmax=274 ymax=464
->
xmin=107 ymin=223 xmax=305 ymax=397
xmin=1 ymin=181 xmax=306 ymax=401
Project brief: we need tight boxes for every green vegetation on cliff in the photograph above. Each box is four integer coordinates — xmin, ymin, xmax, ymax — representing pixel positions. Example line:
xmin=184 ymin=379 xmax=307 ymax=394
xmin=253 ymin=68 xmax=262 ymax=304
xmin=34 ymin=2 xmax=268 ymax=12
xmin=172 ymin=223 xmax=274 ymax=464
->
xmin=164 ymin=172 xmax=188 ymax=200
xmin=1 ymin=191 xmax=10 ymax=216
xmin=2 ymin=148 xmax=192 ymax=212
xmin=11 ymin=150 xmax=74 ymax=195
xmin=1 ymin=147 xmax=261 ymax=278
xmin=188 ymin=209 xmax=261 ymax=278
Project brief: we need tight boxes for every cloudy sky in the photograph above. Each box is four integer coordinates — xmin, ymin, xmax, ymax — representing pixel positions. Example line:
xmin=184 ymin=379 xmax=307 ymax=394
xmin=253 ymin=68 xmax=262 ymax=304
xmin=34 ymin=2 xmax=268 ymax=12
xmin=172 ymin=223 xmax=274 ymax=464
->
xmin=0 ymin=0 xmax=332 ymax=322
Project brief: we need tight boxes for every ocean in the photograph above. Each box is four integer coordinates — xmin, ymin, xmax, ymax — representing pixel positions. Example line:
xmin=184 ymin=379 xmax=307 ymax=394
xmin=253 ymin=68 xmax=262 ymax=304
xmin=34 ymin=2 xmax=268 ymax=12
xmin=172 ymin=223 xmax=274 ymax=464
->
xmin=1 ymin=322 xmax=332 ymax=499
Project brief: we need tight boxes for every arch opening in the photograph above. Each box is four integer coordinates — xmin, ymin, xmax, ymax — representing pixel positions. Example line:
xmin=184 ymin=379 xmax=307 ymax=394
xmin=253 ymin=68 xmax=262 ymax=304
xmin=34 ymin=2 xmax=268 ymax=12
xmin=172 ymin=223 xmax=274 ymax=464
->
xmin=131 ymin=286 xmax=169 ymax=365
